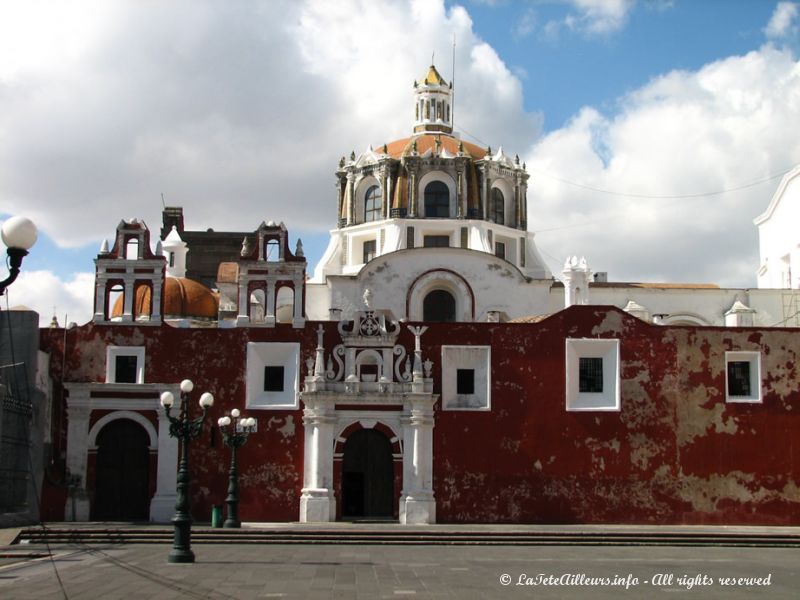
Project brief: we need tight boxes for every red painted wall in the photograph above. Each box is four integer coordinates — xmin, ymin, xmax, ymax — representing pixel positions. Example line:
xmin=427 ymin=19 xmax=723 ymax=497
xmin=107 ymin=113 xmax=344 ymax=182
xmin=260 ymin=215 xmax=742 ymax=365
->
xmin=39 ymin=306 xmax=800 ymax=525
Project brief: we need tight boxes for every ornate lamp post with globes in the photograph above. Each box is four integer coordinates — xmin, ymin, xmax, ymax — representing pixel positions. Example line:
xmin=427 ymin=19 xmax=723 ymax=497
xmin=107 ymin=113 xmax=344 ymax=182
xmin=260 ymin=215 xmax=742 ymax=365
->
xmin=160 ymin=379 xmax=214 ymax=564
xmin=0 ymin=216 xmax=38 ymax=297
xmin=217 ymin=409 xmax=256 ymax=528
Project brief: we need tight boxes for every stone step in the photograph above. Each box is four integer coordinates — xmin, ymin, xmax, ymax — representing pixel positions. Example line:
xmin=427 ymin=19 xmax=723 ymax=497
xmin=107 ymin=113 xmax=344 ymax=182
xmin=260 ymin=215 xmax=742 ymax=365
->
xmin=15 ymin=526 xmax=800 ymax=548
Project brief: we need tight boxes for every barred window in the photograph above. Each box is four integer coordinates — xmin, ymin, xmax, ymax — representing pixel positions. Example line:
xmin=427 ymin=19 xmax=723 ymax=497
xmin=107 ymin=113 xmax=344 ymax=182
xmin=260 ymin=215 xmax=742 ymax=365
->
xmin=579 ymin=357 xmax=603 ymax=393
xmin=727 ymin=361 xmax=751 ymax=397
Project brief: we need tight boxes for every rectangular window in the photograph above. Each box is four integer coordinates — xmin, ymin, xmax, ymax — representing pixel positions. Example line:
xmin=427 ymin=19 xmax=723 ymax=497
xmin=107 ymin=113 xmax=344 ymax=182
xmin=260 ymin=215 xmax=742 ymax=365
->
xmin=264 ymin=366 xmax=285 ymax=392
xmin=406 ymin=226 xmax=415 ymax=249
xmin=488 ymin=230 xmax=493 ymax=246
xmin=579 ymin=357 xmax=604 ymax=393
xmin=424 ymin=235 xmax=450 ymax=248
xmin=460 ymin=227 xmax=468 ymax=248
xmin=456 ymin=369 xmax=475 ymax=395
xmin=363 ymin=240 xmax=376 ymax=263
xmin=519 ymin=237 xmax=526 ymax=268
xmin=727 ymin=361 xmax=751 ymax=397
xmin=725 ymin=351 xmax=761 ymax=402
xmin=168 ymin=252 xmax=175 ymax=267
xmin=114 ymin=355 xmax=139 ymax=384
xmin=495 ymin=242 xmax=506 ymax=260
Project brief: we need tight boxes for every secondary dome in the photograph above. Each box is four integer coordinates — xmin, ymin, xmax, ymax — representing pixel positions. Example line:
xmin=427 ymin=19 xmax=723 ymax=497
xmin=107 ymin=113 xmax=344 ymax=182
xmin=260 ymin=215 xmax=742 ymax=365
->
xmin=111 ymin=277 xmax=219 ymax=320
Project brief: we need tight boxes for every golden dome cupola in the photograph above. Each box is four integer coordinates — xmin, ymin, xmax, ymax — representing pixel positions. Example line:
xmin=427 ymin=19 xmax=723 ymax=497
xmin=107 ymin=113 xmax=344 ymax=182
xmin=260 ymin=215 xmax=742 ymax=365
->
xmin=413 ymin=64 xmax=453 ymax=135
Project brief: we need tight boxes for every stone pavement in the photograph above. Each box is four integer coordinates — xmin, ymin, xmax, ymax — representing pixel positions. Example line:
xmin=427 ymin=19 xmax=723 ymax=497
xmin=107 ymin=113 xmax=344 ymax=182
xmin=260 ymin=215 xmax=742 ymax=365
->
xmin=0 ymin=525 xmax=798 ymax=599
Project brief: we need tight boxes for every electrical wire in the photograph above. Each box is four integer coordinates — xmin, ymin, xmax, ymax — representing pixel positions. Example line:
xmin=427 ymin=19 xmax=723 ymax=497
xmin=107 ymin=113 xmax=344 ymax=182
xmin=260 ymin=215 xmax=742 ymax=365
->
xmin=458 ymin=127 xmax=794 ymax=200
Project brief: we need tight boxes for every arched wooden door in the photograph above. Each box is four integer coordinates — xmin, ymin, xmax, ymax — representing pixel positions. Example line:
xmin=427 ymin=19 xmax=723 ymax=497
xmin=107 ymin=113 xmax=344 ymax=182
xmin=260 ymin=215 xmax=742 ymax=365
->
xmin=93 ymin=419 xmax=150 ymax=520
xmin=341 ymin=429 xmax=394 ymax=519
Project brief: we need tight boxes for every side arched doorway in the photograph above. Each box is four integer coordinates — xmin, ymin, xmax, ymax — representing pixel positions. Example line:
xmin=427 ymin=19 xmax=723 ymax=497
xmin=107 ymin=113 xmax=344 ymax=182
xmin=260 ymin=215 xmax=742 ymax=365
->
xmin=93 ymin=419 xmax=150 ymax=520
xmin=341 ymin=429 xmax=394 ymax=519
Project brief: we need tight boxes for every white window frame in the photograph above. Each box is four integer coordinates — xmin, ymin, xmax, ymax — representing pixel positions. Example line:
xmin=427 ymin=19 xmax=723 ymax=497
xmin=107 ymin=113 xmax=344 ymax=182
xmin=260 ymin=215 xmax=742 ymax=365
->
xmin=725 ymin=351 xmax=762 ymax=403
xmin=105 ymin=346 xmax=145 ymax=384
xmin=441 ymin=345 xmax=491 ymax=411
xmin=246 ymin=342 xmax=300 ymax=409
xmin=565 ymin=338 xmax=620 ymax=411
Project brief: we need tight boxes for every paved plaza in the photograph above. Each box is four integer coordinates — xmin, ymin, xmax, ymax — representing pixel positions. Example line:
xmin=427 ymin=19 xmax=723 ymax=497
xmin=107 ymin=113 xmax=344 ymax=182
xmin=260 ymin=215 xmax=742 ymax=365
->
xmin=0 ymin=527 xmax=798 ymax=600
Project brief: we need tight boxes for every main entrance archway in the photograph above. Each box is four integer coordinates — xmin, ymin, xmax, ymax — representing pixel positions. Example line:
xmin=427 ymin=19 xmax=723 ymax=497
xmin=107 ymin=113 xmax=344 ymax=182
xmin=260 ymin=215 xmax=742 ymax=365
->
xmin=93 ymin=419 xmax=150 ymax=520
xmin=341 ymin=429 xmax=394 ymax=519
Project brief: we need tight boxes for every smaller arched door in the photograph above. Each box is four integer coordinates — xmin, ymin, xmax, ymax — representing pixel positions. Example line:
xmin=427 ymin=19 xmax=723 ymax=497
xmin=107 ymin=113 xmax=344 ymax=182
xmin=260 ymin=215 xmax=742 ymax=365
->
xmin=341 ymin=429 xmax=394 ymax=519
xmin=93 ymin=419 xmax=150 ymax=520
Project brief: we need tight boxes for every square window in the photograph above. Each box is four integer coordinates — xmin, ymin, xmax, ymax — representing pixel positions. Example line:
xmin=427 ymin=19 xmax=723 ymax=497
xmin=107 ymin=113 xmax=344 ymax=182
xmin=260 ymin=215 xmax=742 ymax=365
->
xmin=442 ymin=346 xmax=491 ymax=410
xmin=579 ymin=357 xmax=604 ymax=393
xmin=565 ymin=339 xmax=620 ymax=411
xmin=495 ymin=242 xmax=506 ymax=260
xmin=264 ymin=366 xmax=285 ymax=392
xmin=456 ymin=369 xmax=475 ymax=395
xmin=105 ymin=346 xmax=145 ymax=384
xmin=115 ymin=355 xmax=139 ymax=384
xmin=727 ymin=361 xmax=751 ymax=397
xmin=246 ymin=343 xmax=299 ymax=409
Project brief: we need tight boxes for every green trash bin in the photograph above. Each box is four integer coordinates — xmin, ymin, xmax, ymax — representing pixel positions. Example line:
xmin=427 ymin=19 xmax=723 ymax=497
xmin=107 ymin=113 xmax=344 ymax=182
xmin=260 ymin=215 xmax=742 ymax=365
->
xmin=211 ymin=505 xmax=223 ymax=528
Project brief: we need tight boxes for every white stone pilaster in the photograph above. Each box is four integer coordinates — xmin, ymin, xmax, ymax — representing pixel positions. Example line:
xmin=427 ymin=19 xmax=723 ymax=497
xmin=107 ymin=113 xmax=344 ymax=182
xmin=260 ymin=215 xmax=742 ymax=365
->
xmin=149 ymin=407 xmax=179 ymax=522
xmin=265 ymin=280 xmax=277 ymax=326
xmin=64 ymin=401 xmax=91 ymax=521
xmin=292 ymin=278 xmax=305 ymax=328
xmin=299 ymin=401 xmax=336 ymax=522
xmin=399 ymin=396 xmax=436 ymax=524
xmin=236 ymin=280 xmax=250 ymax=325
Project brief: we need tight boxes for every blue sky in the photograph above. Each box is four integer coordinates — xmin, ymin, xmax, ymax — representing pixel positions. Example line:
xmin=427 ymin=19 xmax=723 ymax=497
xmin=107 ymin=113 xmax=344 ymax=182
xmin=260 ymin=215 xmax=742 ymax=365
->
xmin=2 ymin=0 xmax=800 ymax=324
xmin=462 ymin=0 xmax=781 ymax=127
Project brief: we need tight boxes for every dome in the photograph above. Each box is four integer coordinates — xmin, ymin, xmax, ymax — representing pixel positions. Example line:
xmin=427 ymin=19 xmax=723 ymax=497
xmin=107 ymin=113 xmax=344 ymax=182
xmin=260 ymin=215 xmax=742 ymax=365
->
xmin=111 ymin=277 xmax=219 ymax=320
xmin=383 ymin=133 xmax=486 ymax=160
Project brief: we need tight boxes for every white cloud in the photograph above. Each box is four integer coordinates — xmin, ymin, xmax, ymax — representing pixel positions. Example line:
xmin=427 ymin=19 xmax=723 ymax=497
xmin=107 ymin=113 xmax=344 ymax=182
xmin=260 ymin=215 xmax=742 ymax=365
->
xmin=5 ymin=271 xmax=95 ymax=327
xmin=765 ymin=2 xmax=799 ymax=39
xmin=526 ymin=45 xmax=800 ymax=286
xmin=0 ymin=0 xmax=540 ymax=250
xmin=568 ymin=0 xmax=635 ymax=34
xmin=544 ymin=0 xmax=636 ymax=37
xmin=512 ymin=8 xmax=538 ymax=39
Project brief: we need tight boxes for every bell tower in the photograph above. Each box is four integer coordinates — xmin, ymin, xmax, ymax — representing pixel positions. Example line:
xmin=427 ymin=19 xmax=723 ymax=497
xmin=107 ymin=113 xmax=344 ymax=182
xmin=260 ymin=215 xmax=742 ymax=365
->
xmin=412 ymin=64 xmax=453 ymax=134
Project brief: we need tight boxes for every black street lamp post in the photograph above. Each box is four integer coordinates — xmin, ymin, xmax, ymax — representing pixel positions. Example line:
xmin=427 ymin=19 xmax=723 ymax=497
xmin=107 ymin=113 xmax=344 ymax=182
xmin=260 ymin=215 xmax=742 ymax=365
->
xmin=217 ymin=409 xmax=256 ymax=528
xmin=160 ymin=379 xmax=214 ymax=564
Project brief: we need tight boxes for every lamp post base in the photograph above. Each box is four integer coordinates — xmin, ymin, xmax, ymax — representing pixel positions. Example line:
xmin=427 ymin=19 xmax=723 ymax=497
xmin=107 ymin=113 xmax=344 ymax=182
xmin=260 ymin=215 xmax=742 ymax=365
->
xmin=168 ymin=549 xmax=196 ymax=564
xmin=223 ymin=518 xmax=241 ymax=528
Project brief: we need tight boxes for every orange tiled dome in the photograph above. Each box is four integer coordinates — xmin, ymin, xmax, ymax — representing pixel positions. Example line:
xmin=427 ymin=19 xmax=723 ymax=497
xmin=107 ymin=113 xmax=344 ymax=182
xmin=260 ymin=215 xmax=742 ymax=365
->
xmin=112 ymin=277 xmax=219 ymax=319
xmin=382 ymin=133 xmax=486 ymax=160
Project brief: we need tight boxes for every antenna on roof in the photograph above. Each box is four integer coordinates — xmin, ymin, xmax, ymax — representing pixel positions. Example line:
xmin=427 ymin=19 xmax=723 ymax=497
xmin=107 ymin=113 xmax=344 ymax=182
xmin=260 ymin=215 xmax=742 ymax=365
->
xmin=431 ymin=51 xmax=435 ymax=65
xmin=161 ymin=192 xmax=166 ymax=208
xmin=451 ymin=34 xmax=456 ymax=131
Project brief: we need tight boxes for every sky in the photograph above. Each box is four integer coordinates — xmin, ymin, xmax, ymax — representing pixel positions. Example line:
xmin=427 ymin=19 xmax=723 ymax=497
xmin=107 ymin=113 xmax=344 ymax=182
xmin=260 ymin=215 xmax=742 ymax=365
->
xmin=1 ymin=0 xmax=800 ymax=326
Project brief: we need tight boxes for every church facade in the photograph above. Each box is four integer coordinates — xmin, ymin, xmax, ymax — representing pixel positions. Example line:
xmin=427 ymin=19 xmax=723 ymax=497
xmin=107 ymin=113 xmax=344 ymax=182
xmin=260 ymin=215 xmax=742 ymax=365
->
xmin=34 ymin=66 xmax=800 ymax=526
